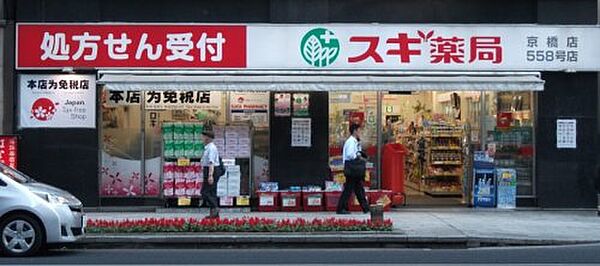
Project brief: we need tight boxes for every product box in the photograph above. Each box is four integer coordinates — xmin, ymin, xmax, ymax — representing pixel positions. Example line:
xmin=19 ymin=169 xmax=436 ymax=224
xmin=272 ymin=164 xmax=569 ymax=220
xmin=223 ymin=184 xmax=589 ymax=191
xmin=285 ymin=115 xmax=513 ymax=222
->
xmin=184 ymin=124 xmax=195 ymax=140
xmin=193 ymin=124 xmax=204 ymax=140
xmin=163 ymin=140 xmax=175 ymax=158
xmin=226 ymin=165 xmax=241 ymax=173
xmin=219 ymin=196 xmax=235 ymax=207
xmin=237 ymin=150 xmax=251 ymax=158
xmin=173 ymin=122 xmax=185 ymax=140
xmin=238 ymin=137 xmax=251 ymax=146
xmin=213 ymin=126 xmax=225 ymax=136
xmin=195 ymin=180 xmax=203 ymax=196
xmin=216 ymin=177 xmax=228 ymax=197
xmin=162 ymin=179 xmax=174 ymax=197
xmin=222 ymin=159 xmax=236 ymax=166
xmin=225 ymin=151 xmax=238 ymax=159
xmin=259 ymin=182 xmax=279 ymax=192
xmin=185 ymin=179 xmax=196 ymax=197
xmin=174 ymin=178 xmax=187 ymax=197
xmin=184 ymin=140 xmax=195 ymax=158
xmin=237 ymin=144 xmax=251 ymax=154
xmin=325 ymin=181 xmax=343 ymax=192
xmin=225 ymin=138 xmax=239 ymax=145
xmin=214 ymin=138 xmax=225 ymax=146
xmin=227 ymin=179 xmax=241 ymax=197
xmin=163 ymin=162 xmax=175 ymax=179
xmin=173 ymin=140 xmax=185 ymax=158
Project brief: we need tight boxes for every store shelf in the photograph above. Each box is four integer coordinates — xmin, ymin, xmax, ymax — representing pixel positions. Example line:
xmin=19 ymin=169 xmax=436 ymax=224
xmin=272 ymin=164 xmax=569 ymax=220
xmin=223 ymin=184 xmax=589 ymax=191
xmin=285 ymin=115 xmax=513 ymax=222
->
xmin=425 ymin=174 xmax=462 ymax=178
xmin=404 ymin=180 xmax=422 ymax=192
xmin=430 ymin=146 xmax=462 ymax=151
xmin=431 ymin=161 xmax=462 ymax=166
xmin=424 ymin=190 xmax=463 ymax=197
xmin=430 ymin=134 xmax=463 ymax=138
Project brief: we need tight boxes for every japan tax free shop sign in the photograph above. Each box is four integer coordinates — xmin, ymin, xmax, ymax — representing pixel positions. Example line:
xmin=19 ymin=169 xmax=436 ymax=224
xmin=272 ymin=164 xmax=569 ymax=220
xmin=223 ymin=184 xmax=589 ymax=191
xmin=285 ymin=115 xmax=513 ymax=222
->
xmin=15 ymin=24 xmax=600 ymax=71
xmin=18 ymin=74 xmax=96 ymax=128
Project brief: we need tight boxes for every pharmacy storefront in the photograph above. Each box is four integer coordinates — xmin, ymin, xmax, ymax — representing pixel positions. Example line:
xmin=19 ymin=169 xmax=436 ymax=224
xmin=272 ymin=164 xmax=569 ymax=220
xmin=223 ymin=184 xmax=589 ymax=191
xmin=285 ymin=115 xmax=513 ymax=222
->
xmin=15 ymin=23 xmax=600 ymax=208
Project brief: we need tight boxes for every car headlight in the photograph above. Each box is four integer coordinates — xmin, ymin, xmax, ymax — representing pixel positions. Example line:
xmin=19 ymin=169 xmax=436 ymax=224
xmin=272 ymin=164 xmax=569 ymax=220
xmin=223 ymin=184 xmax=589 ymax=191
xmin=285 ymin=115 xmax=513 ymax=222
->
xmin=34 ymin=192 xmax=70 ymax=205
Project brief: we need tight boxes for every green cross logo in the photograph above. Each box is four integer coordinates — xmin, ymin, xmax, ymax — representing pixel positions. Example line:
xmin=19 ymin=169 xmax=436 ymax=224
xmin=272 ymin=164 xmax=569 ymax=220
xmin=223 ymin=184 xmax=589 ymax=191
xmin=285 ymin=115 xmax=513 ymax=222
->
xmin=300 ymin=28 xmax=340 ymax=67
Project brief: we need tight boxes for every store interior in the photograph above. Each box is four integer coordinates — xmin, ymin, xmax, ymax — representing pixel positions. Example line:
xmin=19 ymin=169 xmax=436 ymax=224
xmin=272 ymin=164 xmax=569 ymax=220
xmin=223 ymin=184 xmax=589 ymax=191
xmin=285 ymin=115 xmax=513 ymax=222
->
xmin=100 ymin=88 xmax=535 ymax=208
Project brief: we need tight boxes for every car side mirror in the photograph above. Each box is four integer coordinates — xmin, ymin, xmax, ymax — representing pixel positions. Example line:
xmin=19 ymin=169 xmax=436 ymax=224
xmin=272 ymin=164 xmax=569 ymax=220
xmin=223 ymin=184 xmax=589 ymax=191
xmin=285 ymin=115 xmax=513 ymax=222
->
xmin=0 ymin=179 xmax=6 ymax=187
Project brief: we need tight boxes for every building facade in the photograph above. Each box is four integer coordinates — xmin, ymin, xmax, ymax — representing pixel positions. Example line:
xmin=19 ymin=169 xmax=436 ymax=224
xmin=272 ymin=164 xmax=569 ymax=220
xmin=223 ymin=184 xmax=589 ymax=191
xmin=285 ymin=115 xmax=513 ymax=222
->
xmin=2 ymin=0 xmax=599 ymax=209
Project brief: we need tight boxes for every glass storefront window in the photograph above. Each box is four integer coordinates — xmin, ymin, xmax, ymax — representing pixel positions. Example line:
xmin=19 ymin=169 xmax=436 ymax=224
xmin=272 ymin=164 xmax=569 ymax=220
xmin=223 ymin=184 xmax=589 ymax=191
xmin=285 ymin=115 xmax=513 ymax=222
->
xmin=100 ymin=89 xmax=143 ymax=197
xmin=329 ymin=92 xmax=379 ymax=188
xmin=483 ymin=91 xmax=535 ymax=196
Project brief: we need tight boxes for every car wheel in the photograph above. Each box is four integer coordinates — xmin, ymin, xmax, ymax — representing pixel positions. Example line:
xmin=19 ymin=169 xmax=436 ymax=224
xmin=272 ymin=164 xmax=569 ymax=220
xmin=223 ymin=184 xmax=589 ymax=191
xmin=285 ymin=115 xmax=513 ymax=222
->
xmin=0 ymin=214 xmax=43 ymax=256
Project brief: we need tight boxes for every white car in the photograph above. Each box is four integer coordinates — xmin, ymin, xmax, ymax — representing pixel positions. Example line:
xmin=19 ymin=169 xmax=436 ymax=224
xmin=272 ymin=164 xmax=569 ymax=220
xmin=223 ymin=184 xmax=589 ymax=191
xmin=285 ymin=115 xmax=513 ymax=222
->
xmin=0 ymin=163 xmax=85 ymax=256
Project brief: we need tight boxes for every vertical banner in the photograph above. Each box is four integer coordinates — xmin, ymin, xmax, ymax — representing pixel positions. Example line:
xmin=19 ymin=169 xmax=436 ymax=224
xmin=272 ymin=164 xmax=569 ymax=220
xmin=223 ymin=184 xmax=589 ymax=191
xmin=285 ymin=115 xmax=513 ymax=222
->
xmin=19 ymin=74 xmax=96 ymax=128
xmin=0 ymin=136 xmax=18 ymax=168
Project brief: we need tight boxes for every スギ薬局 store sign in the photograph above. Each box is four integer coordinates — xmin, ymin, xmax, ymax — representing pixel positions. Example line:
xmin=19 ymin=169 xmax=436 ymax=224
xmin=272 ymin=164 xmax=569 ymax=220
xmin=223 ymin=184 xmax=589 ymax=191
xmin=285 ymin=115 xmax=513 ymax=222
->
xmin=16 ymin=24 xmax=600 ymax=71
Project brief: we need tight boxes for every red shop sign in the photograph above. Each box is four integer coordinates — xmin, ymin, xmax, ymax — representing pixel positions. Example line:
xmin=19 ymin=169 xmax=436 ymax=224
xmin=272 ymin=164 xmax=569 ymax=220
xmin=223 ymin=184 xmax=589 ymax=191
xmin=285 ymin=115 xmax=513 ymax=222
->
xmin=16 ymin=24 xmax=247 ymax=69
xmin=0 ymin=136 xmax=18 ymax=169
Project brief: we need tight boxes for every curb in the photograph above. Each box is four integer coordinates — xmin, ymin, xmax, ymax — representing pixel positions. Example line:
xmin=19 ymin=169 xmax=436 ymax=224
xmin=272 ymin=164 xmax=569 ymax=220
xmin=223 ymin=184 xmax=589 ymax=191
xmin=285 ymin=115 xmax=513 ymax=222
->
xmin=74 ymin=233 xmax=600 ymax=249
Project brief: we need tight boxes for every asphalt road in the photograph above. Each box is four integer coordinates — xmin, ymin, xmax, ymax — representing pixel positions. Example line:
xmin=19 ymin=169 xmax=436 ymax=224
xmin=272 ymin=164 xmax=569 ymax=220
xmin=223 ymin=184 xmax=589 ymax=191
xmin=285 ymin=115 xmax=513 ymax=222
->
xmin=3 ymin=244 xmax=600 ymax=265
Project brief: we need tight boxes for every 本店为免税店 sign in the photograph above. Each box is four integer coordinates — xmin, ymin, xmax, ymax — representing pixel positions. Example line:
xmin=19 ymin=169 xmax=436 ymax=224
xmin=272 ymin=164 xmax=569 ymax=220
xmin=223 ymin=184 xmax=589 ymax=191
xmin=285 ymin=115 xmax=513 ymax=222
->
xmin=19 ymin=74 xmax=96 ymax=128
xmin=104 ymin=90 xmax=223 ymax=110
xmin=15 ymin=23 xmax=600 ymax=71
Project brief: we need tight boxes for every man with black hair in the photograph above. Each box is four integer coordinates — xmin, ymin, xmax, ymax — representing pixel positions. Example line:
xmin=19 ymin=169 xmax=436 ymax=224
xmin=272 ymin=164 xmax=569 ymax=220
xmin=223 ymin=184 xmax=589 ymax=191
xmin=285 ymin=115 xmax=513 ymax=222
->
xmin=337 ymin=123 xmax=370 ymax=215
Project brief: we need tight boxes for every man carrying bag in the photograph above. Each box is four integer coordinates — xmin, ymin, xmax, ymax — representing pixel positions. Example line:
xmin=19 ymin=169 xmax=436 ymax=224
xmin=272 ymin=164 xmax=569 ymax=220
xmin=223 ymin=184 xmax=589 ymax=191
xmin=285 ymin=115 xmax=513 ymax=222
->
xmin=337 ymin=123 xmax=370 ymax=215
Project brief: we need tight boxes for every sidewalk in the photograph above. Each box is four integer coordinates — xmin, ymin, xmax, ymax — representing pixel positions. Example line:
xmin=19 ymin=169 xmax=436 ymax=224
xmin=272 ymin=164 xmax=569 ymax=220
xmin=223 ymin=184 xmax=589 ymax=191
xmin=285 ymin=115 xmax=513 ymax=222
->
xmin=82 ymin=209 xmax=600 ymax=248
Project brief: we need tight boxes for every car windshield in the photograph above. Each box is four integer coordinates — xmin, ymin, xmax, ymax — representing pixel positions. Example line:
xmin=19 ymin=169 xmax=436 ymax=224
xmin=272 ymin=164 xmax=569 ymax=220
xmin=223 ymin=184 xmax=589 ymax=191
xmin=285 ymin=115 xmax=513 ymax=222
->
xmin=0 ymin=163 xmax=34 ymax=184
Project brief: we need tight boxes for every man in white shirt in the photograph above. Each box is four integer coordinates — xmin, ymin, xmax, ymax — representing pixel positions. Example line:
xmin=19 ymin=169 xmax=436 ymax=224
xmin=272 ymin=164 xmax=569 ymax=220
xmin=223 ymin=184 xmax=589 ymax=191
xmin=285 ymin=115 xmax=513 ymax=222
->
xmin=337 ymin=123 xmax=370 ymax=215
xmin=201 ymin=130 xmax=221 ymax=219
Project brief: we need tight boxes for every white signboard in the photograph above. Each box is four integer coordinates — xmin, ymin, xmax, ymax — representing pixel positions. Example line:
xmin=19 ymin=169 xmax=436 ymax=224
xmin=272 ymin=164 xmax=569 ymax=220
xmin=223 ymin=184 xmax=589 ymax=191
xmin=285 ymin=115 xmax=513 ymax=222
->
xmin=248 ymin=25 xmax=600 ymax=71
xmin=19 ymin=74 xmax=96 ymax=128
xmin=557 ymin=119 xmax=577 ymax=148
xmin=291 ymin=118 xmax=311 ymax=147
xmin=229 ymin=92 xmax=269 ymax=128
xmin=16 ymin=24 xmax=600 ymax=71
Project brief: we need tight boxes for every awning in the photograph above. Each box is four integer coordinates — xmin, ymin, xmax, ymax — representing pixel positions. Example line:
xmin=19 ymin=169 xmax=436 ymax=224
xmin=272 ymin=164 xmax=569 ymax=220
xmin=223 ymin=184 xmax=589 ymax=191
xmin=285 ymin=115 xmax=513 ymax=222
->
xmin=98 ymin=72 xmax=544 ymax=91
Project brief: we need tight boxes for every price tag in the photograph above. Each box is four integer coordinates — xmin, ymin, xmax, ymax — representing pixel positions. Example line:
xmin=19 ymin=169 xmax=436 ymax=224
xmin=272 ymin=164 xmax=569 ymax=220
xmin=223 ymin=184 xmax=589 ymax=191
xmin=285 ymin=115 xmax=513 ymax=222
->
xmin=177 ymin=197 xmax=191 ymax=206
xmin=259 ymin=195 xmax=274 ymax=206
xmin=177 ymin=157 xmax=191 ymax=166
xmin=307 ymin=195 xmax=322 ymax=206
xmin=282 ymin=197 xmax=296 ymax=207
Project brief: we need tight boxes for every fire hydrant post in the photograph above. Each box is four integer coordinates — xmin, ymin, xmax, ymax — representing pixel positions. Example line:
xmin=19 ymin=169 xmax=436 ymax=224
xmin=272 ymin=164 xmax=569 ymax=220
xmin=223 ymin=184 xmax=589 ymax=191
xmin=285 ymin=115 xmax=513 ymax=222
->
xmin=370 ymin=204 xmax=384 ymax=224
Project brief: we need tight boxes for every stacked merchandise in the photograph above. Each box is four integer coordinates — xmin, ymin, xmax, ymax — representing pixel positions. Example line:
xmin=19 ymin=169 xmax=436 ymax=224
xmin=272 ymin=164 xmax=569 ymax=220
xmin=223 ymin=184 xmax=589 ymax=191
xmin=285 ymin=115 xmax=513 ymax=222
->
xmin=217 ymin=125 xmax=251 ymax=159
xmin=162 ymin=162 xmax=202 ymax=198
xmin=217 ymin=162 xmax=242 ymax=207
xmin=162 ymin=122 xmax=204 ymax=201
xmin=162 ymin=122 xmax=205 ymax=159
xmin=491 ymin=127 xmax=533 ymax=196
xmin=422 ymin=122 xmax=464 ymax=196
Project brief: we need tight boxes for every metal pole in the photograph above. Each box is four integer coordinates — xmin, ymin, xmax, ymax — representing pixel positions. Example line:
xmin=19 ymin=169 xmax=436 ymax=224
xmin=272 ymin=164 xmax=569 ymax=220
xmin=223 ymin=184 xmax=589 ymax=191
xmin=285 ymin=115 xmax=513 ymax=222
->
xmin=376 ymin=91 xmax=383 ymax=189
